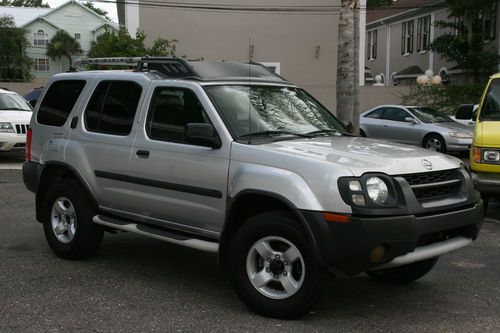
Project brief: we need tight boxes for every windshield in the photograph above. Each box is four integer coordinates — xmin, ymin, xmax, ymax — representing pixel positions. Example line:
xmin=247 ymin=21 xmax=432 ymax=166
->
xmin=409 ymin=107 xmax=453 ymax=123
xmin=480 ymin=79 xmax=500 ymax=121
xmin=0 ymin=93 xmax=32 ymax=111
xmin=204 ymin=85 xmax=346 ymax=140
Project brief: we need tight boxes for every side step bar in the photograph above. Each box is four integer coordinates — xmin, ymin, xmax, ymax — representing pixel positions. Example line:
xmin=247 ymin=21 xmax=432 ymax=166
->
xmin=368 ymin=236 xmax=472 ymax=270
xmin=93 ymin=215 xmax=219 ymax=253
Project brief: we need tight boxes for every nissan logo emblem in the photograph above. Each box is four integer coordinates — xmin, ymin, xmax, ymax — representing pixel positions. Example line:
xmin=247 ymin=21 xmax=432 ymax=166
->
xmin=422 ymin=159 xmax=433 ymax=170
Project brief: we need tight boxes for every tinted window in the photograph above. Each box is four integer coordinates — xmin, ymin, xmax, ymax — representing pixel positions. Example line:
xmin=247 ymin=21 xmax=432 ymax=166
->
xmin=384 ymin=108 xmax=410 ymax=122
xmin=146 ymin=87 xmax=209 ymax=143
xmin=37 ymin=80 xmax=85 ymax=126
xmin=481 ymin=79 xmax=500 ymax=121
xmin=365 ymin=108 xmax=384 ymax=119
xmin=85 ymin=81 xmax=142 ymax=136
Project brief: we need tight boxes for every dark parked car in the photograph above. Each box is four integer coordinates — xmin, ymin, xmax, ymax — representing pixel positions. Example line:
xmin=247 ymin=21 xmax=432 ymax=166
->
xmin=23 ymin=86 xmax=43 ymax=108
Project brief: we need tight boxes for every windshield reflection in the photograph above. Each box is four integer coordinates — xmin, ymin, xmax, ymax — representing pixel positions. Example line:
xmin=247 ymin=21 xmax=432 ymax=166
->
xmin=409 ymin=107 xmax=452 ymax=123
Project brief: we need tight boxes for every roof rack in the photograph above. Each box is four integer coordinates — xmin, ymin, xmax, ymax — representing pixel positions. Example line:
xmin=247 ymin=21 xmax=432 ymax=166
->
xmin=71 ymin=57 xmax=288 ymax=83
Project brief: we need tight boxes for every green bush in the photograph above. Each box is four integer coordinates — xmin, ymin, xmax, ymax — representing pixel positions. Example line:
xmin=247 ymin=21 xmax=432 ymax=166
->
xmin=401 ymin=84 xmax=486 ymax=115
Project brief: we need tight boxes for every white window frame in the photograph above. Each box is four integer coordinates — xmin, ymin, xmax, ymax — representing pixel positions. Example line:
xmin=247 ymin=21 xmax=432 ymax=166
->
xmin=417 ymin=15 xmax=431 ymax=53
xmin=33 ymin=30 xmax=48 ymax=46
xmin=34 ymin=58 xmax=50 ymax=71
xmin=367 ymin=29 xmax=377 ymax=61
xmin=401 ymin=20 xmax=414 ymax=56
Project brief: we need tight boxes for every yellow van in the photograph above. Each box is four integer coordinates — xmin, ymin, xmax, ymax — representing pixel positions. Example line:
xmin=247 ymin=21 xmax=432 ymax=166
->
xmin=469 ymin=73 xmax=500 ymax=209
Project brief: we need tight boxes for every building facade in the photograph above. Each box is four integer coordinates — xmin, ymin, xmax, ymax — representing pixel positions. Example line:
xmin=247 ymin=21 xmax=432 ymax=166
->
xmin=1 ymin=1 xmax=118 ymax=79
xmin=118 ymin=0 xmax=348 ymax=111
xmin=365 ymin=0 xmax=500 ymax=86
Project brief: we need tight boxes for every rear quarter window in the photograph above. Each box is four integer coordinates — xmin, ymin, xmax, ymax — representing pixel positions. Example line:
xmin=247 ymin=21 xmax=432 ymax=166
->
xmin=37 ymin=80 xmax=86 ymax=126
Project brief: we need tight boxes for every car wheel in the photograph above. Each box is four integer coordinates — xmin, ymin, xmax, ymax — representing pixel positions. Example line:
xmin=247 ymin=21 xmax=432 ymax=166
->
xmin=366 ymin=257 xmax=439 ymax=283
xmin=227 ymin=210 xmax=325 ymax=319
xmin=423 ymin=134 xmax=447 ymax=153
xmin=359 ymin=129 xmax=367 ymax=137
xmin=42 ymin=179 xmax=103 ymax=260
xmin=481 ymin=193 xmax=489 ymax=212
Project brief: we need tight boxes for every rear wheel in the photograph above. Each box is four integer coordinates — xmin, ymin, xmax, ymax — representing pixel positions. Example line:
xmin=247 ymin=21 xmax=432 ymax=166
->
xmin=227 ymin=211 xmax=325 ymax=319
xmin=366 ymin=257 xmax=439 ymax=283
xmin=42 ymin=179 xmax=103 ymax=260
xmin=423 ymin=134 xmax=446 ymax=153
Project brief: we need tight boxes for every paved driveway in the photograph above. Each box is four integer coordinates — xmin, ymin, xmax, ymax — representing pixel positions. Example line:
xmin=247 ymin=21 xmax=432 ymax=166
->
xmin=0 ymin=170 xmax=499 ymax=332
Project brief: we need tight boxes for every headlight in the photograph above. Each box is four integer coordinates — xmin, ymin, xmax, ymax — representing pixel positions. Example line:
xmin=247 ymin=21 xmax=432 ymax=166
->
xmin=340 ymin=175 xmax=396 ymax=208
xmin=366 ymin=177 xmax=389 ymax=205
xmin=449 ymin=132 xmax=473 ymax=138
xmin=483 ymin=149 xmax=500 ymax=163
xmin=0 ymin=123 xmax=14 ymax=133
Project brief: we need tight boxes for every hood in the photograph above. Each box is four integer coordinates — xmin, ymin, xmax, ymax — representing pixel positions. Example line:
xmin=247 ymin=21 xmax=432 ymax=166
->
xmin=428 ymin=121 xmax=473 ymax=132
xmin=0 ymin=110 xmax=33 ymax=123
xmin=255 ymin=136 xmax=462 ymax=176
xmin=475 ymin=121 xmax=500 ymax=148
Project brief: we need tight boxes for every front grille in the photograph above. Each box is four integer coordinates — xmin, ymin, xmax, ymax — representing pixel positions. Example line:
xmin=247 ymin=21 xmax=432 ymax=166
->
xmin=399 ymin=169 xmax=462 ymax=201
xmin=15 ymin=124 xmax=28 ymax=134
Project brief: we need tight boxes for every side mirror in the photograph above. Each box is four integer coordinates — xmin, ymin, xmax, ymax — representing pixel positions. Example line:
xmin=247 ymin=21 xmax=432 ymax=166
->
xmin=404 ymin=117 xmax=417 ymax=124
xmin=341 ymin=120 xmax=354 ymax=133
xmin=455 ymin=105 xmax=474 ymax=120
xmin=185 ymin=123 xmax=222 ymax=149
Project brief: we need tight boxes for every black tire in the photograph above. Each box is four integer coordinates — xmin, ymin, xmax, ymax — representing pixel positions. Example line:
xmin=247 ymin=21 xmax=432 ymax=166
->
xmin=481 ymin=193 xmax=490 ymax=213
xmin=227 ymin=211 xmax=325 ymax=319
xmin=423 ymin=134 xmax=447 ymax=153
xmin=359 ymin=129 xmax=367 ymax=137
xmin=42 ymin=179 xmax=103 ymax=260
xmin=366 ymin=257 xmax=439 ymax=283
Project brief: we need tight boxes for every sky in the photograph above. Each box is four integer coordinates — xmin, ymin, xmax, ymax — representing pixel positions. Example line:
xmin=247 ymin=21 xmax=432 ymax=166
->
xmin=46 ymin=0 xmax=118 ymax=22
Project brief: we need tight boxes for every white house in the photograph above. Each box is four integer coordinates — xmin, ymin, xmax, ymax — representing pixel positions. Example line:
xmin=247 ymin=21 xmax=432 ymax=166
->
xmin=1 ymin=1 xmax=118 ymax=79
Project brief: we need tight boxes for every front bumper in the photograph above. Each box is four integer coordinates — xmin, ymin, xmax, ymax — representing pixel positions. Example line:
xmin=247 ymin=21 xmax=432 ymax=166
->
xmin=471 ymin=172 xmax=500 ymax=195
xmin=0 ymin=133 xmax=26 ymax=151
xmin=300 ymin=201 xmax=484 ymax=276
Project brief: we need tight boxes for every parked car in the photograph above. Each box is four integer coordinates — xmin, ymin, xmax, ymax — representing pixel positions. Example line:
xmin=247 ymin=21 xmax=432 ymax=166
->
xmin=23 ymin=86 xmax=43 ymax=108
xmin=359 ymin=105 xmax=473 ymax=153
xmin=459 ymin=74 xmax=500 ymax=210
xmin=23 ymin=58 xmax=484 ymax=319
xmin=0 ymin=88 xmax=32 ymax=152
xmin=451 ymin=104 xmax=478 ymax=127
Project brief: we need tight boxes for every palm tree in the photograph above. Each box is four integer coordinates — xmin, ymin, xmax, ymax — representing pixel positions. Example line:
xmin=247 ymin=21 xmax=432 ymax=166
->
xmin=46 ymin=30 xmax=82 ymax=69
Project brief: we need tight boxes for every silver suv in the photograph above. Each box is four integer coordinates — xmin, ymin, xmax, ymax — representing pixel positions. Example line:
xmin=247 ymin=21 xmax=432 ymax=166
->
xmin=23 ymin=58 xmax=484 ymax=319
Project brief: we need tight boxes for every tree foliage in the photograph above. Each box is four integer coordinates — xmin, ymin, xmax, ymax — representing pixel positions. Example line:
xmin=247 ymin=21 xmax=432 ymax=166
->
xmin=430 ymin=0 xmax=499 ymax=82
xmin=46 ymin=30 xmax=82 ymax=69
xmin=83 ymin=1 xmax=110 ymax=20
xmin=89 ymin=27 xmax=178 ymax=58
xmin=0 ymin=0 xmax=49 ymax=7
xmin=401 ymin=84 xmax=485 ymax=115
xmin=367 ymin=0 xmax=393 ymax=10
xmin=0 ymin=15 xmax=32 ymax=81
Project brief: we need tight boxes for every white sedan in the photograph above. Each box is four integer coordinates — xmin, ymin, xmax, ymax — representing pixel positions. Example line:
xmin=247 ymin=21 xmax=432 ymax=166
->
xmin=0 ymin=88 xmax=32 ymax=152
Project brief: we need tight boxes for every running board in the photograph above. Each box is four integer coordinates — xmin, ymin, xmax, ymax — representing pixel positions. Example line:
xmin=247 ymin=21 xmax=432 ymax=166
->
xmin=93 ymin=215 xmax=219 ymax=253
xmin=368 ymin=236 xmax=472 ymax=270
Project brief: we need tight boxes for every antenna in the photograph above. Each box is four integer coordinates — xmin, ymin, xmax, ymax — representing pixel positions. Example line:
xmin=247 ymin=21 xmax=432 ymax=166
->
xmin=248 ymin=36 xmax=252 ymax=144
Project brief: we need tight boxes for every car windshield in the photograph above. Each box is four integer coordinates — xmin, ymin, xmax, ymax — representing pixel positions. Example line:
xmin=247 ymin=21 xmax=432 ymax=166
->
xmin=409 ymin=107 xmax=453 ymax=123
xmin=480 ymin=79 xmax=500 ymax=121
xmin=0 ymin=93 xmax=32 ymax=111
xmin=204 ymin=85 xmax=346 ymax=140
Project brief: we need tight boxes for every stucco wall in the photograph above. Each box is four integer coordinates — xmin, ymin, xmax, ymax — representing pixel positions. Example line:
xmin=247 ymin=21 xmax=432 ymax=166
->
xmin=358 ymin=85 xmax=409 ymax=112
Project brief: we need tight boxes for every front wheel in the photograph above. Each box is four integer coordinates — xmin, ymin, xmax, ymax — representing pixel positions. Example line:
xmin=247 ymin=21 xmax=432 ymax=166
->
xmin=366 ymin=257 xmax=439 ymax=283
xmin=227 ymin=211 xmax=325 ymax=319
xmin=423 ymin=134 xmax=447 ymax=153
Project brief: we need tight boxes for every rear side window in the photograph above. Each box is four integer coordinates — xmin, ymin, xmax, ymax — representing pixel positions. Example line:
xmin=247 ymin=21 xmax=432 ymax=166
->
xmin=365 ymin=108 xmax=384 ymax=119
xmin=84 ymin=81 xmax=142 ymax=136
xmin=37 ymin=80 xmax=86 ymax=126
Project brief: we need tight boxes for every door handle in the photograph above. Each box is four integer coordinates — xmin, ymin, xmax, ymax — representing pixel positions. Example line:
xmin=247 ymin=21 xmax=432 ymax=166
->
xmin=136 ymin=150 xmax=150 ymax=158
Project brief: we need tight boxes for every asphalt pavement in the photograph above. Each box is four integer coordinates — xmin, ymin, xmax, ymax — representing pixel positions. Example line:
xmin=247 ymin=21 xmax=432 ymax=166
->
xmin=0 ymin=162 xmax=499 ymax=332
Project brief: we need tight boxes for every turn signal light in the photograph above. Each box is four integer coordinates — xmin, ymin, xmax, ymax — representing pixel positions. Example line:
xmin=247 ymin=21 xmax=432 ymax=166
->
xmin=323 ymin=212 xmax=351 ymax=223
xmin=472 ymin=146 xmax=481 ymax=163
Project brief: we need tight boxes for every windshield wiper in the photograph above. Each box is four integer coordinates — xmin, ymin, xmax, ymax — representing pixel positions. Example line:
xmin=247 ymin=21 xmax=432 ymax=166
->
xmin=239 ymin=130 xmax=311 ymax=138
xmin=305 ymin=129 xmax=341 ymax=136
